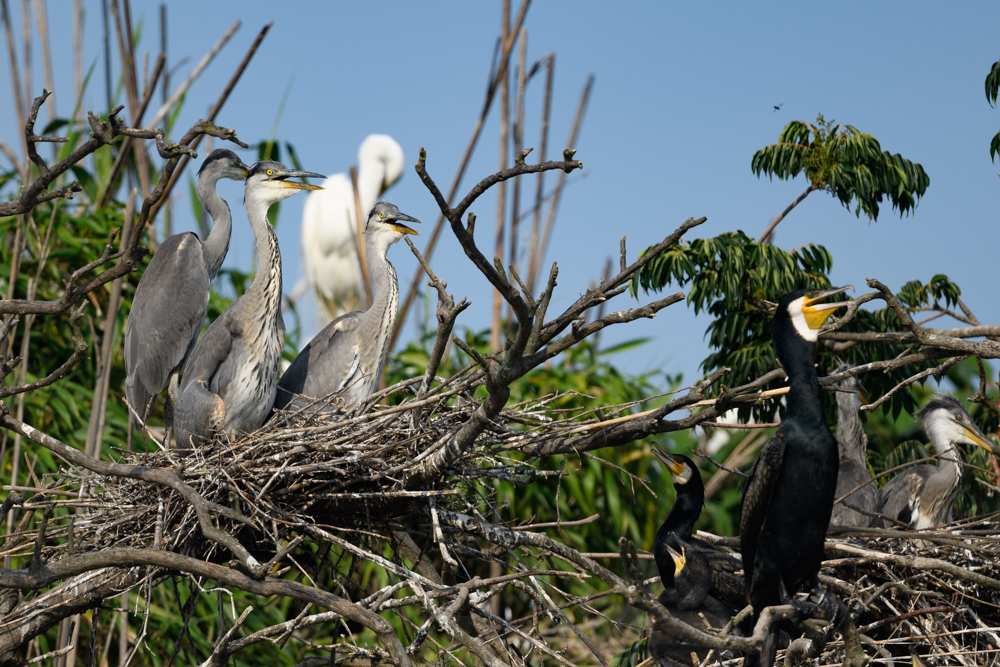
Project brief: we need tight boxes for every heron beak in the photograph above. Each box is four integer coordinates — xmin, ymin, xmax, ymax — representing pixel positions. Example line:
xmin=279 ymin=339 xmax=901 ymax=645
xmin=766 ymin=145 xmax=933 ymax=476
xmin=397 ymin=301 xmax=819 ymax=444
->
xmin=274 ymin=169 xmax=325 ymax=191
xmin=958 ymin=419 xmax=996 ymax=454
xmin=387 ymin=210 xmax=421 ymax=236
xmin=803 ymin=285 xmax=854 ymax=330
xmin=665 ymin=542 xmax=686 ymax=576
xmin=651 ymin=444 xmax=686 ymax=478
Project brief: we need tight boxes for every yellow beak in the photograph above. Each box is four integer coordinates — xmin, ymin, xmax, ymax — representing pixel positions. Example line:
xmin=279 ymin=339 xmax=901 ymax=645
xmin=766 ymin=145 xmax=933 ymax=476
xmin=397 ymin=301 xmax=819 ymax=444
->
xmin=802 ymin=285 xmax=854 ymax=330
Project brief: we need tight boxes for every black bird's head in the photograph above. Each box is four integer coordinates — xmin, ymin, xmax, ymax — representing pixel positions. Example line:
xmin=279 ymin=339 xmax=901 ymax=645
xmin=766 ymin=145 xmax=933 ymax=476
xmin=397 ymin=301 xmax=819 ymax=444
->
xmin=772 ymin=286 xmax=853 ymax=368
xmin=652 ymin=446 xmax=700 ymax=491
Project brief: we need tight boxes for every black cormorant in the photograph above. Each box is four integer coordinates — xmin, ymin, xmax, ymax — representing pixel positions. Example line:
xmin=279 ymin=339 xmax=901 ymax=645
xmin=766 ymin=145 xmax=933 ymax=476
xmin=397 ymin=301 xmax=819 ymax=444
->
xmin=739 ymin=287 xmax=852 ymax=667
xmin=878 ymin=395 xmax=994 ymax=529
xmin=649 ymin=449 xmax=744 ymax=666
xmin=829 ymin=366 xmax=879 ymax=528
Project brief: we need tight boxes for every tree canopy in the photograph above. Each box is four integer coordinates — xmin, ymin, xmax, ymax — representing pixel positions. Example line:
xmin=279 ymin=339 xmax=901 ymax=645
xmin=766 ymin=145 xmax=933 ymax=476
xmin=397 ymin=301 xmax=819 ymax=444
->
xmin=751 ymin=115 xmax=930 ymax=241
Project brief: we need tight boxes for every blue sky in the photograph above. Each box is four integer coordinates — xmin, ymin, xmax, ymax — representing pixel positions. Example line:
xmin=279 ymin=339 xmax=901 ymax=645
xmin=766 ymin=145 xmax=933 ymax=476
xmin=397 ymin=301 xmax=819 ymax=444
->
xmin=3 ymin=2 xmax=999 ymax=387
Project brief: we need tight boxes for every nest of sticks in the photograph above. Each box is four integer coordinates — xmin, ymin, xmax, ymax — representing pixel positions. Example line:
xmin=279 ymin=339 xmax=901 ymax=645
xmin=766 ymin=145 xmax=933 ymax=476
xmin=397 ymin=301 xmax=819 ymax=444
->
xmin=629 ymin=526 xmax=1000 ymax=667
xmin=813 ymin=526 xmax=1000 ymax=666
xmin=7 ymin=376 xmax=1000 ymax=665
xmin=22 ymin=379 xmax=510 ymax=562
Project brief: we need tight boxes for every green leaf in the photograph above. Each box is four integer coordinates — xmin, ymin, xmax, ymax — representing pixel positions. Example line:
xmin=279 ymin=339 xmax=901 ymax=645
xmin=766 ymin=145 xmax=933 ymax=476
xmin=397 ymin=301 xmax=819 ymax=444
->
xmin=70 ymin=165 xmax=97 ymax=203
xmin=986 ymin=59 xmax=1000 ymax=107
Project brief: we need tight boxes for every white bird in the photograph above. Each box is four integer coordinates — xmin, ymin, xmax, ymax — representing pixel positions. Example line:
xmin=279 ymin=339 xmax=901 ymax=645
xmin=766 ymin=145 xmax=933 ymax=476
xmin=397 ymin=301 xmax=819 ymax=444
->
xmin=300 ymin=134 xmax=405 ymax=324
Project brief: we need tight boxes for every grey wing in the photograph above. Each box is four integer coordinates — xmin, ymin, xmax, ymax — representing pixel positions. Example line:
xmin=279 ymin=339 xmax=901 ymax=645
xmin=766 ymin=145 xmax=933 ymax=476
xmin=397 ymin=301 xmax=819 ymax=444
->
xmin=179 ymin=314 xmax=235 ymax=391
xmin=831 ymin=459 xmax=879 ymax=527
xmin=739 ymin=428 xmax=787 ymax=601
xmin=275 ymin=312 xmax=362 ymax=410
xmin=173 ymin=316 xmax=233 ymax=448
xmin=125 ymin=233 xmax=210 ymax=426
xmin=878 ymin=466 xmax=931 ymax=526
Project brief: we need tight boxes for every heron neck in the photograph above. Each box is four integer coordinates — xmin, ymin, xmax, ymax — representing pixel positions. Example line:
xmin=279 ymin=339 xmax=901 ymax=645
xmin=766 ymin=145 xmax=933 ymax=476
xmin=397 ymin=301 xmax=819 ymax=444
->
xmin=197 ymin=176 xmax=233 ymax=280
xmin=363 ymin=231 xmax=399 ymax=381
xmin=243 ymin=194 xmax=283 ymax=311
xmin=929 ymin=433 xmax=961 ymax=465
xmin=835 ymin=387 xmax=867 ymax=458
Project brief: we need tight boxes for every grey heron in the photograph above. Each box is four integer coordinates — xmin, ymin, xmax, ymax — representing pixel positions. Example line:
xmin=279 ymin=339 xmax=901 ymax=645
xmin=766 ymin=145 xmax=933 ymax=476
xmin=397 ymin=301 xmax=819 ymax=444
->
xmin=300 ymin=134 xmax=405 ymax=323
xmin=274 ymin=201 xmax=419 ymax=413
xmin=740 ymin=287 xmax=852 ymax=667
xmin=829 ymin=367 xmax=879 ymax=528
xmin=125 ymin=149 xmax=249 ymax=428
xmin=878 ymin=395 xmax=994 ymax=529
xmin=173 ymin=161 xmax=324 ymax=448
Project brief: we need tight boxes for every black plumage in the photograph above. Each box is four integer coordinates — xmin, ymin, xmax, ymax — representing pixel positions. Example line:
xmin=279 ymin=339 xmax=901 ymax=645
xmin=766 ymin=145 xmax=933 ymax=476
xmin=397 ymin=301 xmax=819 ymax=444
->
xmin=649 ymin=450 xmax=743 ymax=666
xmin=739 ymin=287 xmax=852 ymax=667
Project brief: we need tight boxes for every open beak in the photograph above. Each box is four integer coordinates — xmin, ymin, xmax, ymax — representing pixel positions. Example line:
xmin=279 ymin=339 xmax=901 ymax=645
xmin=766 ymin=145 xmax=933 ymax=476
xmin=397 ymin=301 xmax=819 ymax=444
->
xmin=665 ymin=542 xmax=686 ymax=576
xmin=273 ymin=169 xmax=325 ymax=191
xmin=651 ymin=444 xmax=686 ymax=478
xmin=803 ymin=285 xmax=854 ymax=330
xmin=387 ymin=210 xmax=421 ymax=236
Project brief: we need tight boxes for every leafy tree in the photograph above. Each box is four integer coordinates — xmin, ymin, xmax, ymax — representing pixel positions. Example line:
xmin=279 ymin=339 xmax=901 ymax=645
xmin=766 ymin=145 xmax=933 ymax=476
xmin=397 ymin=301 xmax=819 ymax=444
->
xmin=636 ymin=230 xmax=967 ymax=421
xmin=752 ymin=114 xmax=929 ymax=241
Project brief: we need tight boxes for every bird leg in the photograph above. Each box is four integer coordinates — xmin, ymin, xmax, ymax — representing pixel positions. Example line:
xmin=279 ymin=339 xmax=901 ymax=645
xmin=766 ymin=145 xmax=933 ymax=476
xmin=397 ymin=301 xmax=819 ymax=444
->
xmin=777 ymin=577 xmax=848 ymax=632
xmin=166 ymin=371 xmax=181 ymax=430
xmin=810 ymin=579 xmax=848 ymax=632
xmin=778 ymin=577 xmax=822 ymax=622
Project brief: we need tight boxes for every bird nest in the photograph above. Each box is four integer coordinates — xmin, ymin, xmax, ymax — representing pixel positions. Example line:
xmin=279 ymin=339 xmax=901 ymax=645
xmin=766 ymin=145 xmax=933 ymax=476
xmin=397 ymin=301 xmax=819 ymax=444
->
xmin=638 ymin=526 xmax=1000 ymax=667
xmin=23 ymin=382 xmax=522 ymax=564
xmin=8 ymin=381 xmax=1000 ymax=666
xmin=814 ymin=527 xmax=1000 ymax=666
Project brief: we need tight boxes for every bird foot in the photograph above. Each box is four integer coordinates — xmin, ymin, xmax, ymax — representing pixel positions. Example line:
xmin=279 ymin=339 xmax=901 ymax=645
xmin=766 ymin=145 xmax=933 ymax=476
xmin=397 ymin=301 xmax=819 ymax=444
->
xmin=778 ymin=578 xmax=843 ymax=627
xmin=814 ymin=587 xmax=848 ymax=632
xmin=778 ymin=578 xmax=819 ymax=621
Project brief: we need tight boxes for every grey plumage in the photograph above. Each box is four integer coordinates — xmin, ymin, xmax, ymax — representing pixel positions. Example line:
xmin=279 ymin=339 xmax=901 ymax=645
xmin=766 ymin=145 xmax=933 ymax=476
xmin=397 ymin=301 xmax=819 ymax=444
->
xmin=173 ymin=161 xmax=324 ymax=448
xmin=878 ymin=395 xmax=995 ymax=529
xmin=124 ymin=149 xmax=248 ymax=427
xmin=829 ymin=367 xmax=879 ymax=528
xmin=274 ymin=202 xmax=420 ymax=413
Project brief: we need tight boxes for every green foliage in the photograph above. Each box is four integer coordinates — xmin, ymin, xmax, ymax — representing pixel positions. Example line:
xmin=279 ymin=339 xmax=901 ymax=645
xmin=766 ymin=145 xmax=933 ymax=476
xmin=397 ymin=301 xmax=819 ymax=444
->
xmin=612 ymin=637 xmax=649 ymax=666
xmin=633 ymin=230 xmax=834 ymax=385
xmin=634 ymin=230 xmax=964 ymax=422
xmin=0 ymin=187 xmax=131 ymax=448
xmin=752 ymin=114 xmax=930 ymax=220
xmin=985 ymin=58 xmax=1000 ymax=161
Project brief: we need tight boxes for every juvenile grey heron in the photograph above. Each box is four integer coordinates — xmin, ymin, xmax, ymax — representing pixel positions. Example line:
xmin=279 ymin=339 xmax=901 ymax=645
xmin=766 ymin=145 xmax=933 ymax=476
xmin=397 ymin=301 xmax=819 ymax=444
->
xmin=740 ymin=287 xmax=852 ymax=667
xmin=173 ymin=161 xmax=324 ymax=448
xmin=878 ymin=395 xmax=994 ymax=529
xmin=300 ymin=135 xmax=405 ymax=322
xmin=829 ymin=367 xmax=879 ymax=528
xmin=125 ymin=149 xmax=249 ymax=427
xmin=274 ymin=201 xmax=419 ymax=413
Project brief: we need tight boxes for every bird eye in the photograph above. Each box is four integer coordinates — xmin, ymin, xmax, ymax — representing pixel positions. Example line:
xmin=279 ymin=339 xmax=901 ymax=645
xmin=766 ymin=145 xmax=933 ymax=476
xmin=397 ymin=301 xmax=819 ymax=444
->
xmin=266 ymin=169 xmax=273 ymax=176
xmin=378 ymin=211 xmax=385 ymax=219
xmin=806 ymin=291 xmax=815 ymax=298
